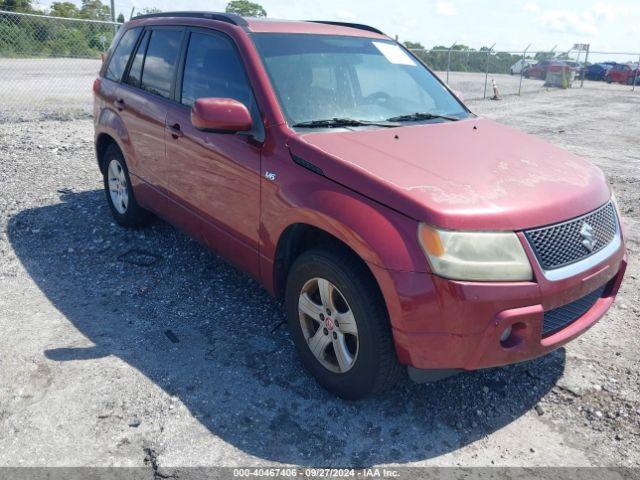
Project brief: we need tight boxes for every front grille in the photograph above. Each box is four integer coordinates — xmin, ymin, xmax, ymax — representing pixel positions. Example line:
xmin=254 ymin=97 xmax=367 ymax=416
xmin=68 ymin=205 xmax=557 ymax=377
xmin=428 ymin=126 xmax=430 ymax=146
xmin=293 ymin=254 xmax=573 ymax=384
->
xmin=525 ymin=202 xmax=617 ymax=270
xmin=542 ymin=284 xmax=606 ymax=336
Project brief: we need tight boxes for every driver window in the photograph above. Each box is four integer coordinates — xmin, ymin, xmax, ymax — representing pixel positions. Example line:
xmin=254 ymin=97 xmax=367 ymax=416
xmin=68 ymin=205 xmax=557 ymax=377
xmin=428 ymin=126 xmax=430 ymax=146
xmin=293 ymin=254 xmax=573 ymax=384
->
xmin=181 ymin=31 xmax=260 ymax=129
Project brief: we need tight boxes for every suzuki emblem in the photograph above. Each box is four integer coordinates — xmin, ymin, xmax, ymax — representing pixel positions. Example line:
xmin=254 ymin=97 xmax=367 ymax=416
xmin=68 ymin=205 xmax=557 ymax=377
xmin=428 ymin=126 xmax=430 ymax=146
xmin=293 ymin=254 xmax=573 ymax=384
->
xmin=580 ymin=222 xmax=597 ymax=252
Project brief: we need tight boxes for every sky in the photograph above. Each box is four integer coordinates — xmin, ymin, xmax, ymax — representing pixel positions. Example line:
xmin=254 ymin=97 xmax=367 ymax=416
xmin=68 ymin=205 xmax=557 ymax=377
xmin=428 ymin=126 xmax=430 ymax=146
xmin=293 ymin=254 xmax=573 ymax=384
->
xmin=32 ymin=0 xmax=640 ymax=56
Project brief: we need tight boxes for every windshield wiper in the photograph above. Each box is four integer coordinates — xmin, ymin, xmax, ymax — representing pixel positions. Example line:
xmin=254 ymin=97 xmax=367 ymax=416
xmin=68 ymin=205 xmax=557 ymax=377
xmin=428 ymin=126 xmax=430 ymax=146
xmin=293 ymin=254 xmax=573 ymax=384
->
xmin=292 ymin=118 xmax=400 ymax=128
xmin=386 ymin=112 xmax=460 ymax=122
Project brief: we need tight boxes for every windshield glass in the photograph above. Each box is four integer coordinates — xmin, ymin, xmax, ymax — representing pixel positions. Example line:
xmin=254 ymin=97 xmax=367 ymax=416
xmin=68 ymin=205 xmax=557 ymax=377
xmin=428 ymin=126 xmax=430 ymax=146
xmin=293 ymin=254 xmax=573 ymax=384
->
xmin=252 ymin=33 xmax=469 ymax=127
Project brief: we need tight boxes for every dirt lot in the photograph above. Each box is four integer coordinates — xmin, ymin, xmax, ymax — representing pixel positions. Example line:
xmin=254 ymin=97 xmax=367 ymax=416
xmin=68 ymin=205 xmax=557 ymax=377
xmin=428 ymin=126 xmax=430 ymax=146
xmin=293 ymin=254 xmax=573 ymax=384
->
xmin=0 ymin=83 xmax=638 ymax=473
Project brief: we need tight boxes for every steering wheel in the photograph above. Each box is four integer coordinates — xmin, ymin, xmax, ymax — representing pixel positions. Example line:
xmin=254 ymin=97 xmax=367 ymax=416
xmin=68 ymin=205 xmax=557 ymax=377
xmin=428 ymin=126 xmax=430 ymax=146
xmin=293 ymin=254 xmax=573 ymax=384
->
xmin=363 ymin=91 xmax=392 ymax=105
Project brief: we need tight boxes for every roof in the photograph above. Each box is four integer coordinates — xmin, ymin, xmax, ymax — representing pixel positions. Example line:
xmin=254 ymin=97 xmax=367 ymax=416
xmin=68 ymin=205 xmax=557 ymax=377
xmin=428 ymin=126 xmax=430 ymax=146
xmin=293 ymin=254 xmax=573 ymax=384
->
xmin=132 ymin=12 xmax=387 ymax=38
xmin=245 ymin=18 xmax=386 ymax=37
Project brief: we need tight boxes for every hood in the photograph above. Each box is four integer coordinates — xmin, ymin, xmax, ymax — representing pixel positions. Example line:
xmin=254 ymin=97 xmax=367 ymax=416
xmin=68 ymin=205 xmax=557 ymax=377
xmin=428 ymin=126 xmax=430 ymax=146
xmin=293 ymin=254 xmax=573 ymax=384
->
xmin=288 ymin=117 xmax=610 ymax=231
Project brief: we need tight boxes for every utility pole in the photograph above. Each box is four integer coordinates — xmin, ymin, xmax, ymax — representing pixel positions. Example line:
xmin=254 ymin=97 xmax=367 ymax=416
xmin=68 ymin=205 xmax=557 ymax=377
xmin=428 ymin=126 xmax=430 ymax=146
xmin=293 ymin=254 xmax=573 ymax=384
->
xmin=518 ymin=44 xmax=531 ymax=96
xmin=579 ymin=45 xmax=590 ymax=88
xmin=110 ymin=0 xmax=118 ymax=34
xmin=633 ymin=53 xmax=640 ymax=92
xmin=446 ymin=41 xmax=457 ymax=84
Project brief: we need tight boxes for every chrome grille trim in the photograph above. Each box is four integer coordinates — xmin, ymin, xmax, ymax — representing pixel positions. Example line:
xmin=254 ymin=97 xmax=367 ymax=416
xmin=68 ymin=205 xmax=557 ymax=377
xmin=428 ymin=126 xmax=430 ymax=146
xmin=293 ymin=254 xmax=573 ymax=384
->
xmin=524 ymin=202 xmax=619 ymax=278
xmin=540 ymin=233 xmax=621 ymax=281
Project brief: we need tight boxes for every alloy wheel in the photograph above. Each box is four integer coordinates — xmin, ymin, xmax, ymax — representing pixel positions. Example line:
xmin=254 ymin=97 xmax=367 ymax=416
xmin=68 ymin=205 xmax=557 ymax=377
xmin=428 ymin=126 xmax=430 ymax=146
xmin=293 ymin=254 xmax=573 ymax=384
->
xmin=298 ymin=277 xmax=359 ymax=373
xmin=107 ymin=159 xmax=129 ymax=214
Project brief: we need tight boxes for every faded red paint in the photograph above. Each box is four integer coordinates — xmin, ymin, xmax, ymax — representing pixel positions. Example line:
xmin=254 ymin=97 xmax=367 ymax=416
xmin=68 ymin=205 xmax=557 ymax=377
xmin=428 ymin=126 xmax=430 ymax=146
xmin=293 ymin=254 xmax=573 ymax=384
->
xmin=94 ymin=14 xmax=627 ymax=374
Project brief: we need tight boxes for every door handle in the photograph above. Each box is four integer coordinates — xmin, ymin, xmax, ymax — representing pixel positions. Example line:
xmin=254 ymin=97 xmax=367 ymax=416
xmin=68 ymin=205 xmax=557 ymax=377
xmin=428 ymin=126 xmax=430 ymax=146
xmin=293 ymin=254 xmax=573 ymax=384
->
xmin=167 ymin=123 xmax=184 ymax=139
xmin=114 ymin=98 xmax=125 ymax=111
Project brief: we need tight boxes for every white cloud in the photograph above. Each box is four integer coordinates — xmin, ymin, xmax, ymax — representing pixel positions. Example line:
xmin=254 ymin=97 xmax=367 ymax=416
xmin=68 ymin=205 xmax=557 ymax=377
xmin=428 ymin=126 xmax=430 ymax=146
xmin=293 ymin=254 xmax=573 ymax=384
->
xmin=592 ymin=3 xmax=631 ymax=22
xmin=530 ymin=3 xmax=634 ymax=37
xmin=538 ymin=10 xmax=598 ymax=35
xmin=435 ymin=1 xmax=457 ymax=17
xmin=334 ymin=9 xmax=357 ymax=21
xmin=523 ymin=3 xmax=539 ymax=14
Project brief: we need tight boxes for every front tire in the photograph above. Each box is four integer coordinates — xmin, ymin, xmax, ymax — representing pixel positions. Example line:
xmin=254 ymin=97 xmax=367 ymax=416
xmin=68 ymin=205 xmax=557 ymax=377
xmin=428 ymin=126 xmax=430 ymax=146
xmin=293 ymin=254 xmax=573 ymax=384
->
xmin=102 ymin=144 xmax=153 ymax=228
xmin=285 ymin=249 xmax=402 ymax=399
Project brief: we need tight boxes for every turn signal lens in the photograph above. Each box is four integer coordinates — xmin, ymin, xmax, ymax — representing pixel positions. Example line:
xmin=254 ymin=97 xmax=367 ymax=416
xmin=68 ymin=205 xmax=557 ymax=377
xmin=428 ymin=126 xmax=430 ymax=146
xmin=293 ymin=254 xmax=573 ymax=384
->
xmin=418 ymin=224 xmax=444 ymax=257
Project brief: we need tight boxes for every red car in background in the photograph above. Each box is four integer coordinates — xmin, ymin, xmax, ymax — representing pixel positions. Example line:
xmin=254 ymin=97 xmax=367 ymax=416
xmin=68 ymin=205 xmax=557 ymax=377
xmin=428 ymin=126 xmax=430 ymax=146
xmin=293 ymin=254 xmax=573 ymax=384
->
xmin=605 ymin=64 xmax=640 ymax=85
xmin=524 ymin=60 xmax=580 ymax=80
xmin=523 ymin=60 xmax=551 ymax=79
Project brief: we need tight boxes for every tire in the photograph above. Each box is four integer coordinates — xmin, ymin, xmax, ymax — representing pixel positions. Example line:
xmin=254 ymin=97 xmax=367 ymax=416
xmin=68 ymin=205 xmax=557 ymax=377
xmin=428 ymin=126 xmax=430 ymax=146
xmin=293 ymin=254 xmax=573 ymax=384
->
xmin=102 ymin=144 xmax=153 ymax=228
xmin=285 ymin=248 xmax=403 ymax=399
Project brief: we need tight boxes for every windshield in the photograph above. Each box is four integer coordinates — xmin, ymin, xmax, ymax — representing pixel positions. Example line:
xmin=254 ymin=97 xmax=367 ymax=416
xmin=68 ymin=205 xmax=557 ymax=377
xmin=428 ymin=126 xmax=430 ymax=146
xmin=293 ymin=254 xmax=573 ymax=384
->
xmin=252 ymin=33 xmax=469 ymax=127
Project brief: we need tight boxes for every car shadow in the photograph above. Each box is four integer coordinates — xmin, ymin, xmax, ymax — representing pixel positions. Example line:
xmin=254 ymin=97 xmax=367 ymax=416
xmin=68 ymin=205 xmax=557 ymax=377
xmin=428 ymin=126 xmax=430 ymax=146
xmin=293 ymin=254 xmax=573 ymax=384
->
xmin=7 ymin=189 xmax=565 ymax=467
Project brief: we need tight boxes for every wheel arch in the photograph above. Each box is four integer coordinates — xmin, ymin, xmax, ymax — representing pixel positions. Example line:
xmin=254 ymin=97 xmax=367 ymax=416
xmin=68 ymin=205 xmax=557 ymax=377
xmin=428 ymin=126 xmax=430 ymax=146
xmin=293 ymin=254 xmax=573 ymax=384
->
xmin=272 ymin=222 xmax=390 ymax=319
xmin=95 ymin=132 xmax=121 ymax=174
xmin=94 ymin=107 xmax=132 ymax=174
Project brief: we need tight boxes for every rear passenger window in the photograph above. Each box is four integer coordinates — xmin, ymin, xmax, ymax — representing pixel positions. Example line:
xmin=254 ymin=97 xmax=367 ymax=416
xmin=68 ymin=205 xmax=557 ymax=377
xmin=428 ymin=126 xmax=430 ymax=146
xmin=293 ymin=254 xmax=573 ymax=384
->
xmin=105 ymin=27 xmax=141 ymax=82
xmin=140 ymin=29 xmax=183 ymax=99
xmin=126 ymin=30 xmax=150 ymax=88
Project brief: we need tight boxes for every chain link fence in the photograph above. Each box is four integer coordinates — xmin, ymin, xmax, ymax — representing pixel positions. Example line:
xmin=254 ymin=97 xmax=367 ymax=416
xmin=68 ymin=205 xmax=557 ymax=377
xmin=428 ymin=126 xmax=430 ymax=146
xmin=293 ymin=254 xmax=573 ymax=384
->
xmin=408 ymin=48 xmax=541 ymax=99
xmin=408 ymin=47 xmax=640 ymax=100
xmin=1 ymin=9 xmax=639 ymax=122
xmin=0 ymin=10 xmax=120 ymax=121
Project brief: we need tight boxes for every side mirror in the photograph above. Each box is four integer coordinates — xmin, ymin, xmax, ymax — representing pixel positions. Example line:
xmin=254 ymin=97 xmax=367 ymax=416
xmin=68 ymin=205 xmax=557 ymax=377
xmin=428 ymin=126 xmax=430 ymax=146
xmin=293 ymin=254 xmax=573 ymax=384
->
xmin=191 ymin=98 xmax=252 ymax=133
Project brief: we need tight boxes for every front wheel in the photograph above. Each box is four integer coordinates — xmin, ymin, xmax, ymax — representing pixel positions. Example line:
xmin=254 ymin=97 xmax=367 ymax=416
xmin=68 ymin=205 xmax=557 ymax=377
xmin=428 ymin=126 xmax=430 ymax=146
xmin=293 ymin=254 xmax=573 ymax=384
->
xmin=285 ymin=249 xmax=402 ymax=399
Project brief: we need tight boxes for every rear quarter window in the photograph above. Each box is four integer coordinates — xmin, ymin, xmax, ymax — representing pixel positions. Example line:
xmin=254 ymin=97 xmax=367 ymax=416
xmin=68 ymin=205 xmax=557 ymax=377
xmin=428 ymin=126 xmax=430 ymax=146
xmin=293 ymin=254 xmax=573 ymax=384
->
xmin=125 ymin=30 xmax=150 ymax=88
xmin=140 ymin=29 xmax=184 ymax=99
xmin=104 ymin=28 xmax=141 ymax=82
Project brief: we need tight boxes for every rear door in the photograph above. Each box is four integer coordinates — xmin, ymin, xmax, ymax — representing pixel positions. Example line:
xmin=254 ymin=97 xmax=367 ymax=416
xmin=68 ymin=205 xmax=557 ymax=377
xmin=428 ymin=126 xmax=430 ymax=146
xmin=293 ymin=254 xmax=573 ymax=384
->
xmin=116 ymin=26 xmax=185 ymax=196
xmin=164 ymin=28 xmax=263 ymax=277
xmin=100 ymin=27 xmax=141 ymax=117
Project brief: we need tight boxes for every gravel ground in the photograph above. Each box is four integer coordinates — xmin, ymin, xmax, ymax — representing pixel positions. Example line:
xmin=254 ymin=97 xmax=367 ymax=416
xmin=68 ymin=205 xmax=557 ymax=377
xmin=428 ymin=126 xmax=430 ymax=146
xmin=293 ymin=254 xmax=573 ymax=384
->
xmin=0 ymin=84 xmax=638 ymax=473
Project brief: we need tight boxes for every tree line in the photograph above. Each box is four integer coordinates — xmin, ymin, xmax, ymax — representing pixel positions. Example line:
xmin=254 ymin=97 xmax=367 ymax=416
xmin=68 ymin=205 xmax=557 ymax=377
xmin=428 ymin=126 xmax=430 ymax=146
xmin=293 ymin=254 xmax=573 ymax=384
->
xmin=403 ymin=41 xmax=558 ymax=75
xmin=1 ymin=0 xmax=550 ymax=73
xmin=0 ymin=0 xmax=269 ymax=58
xmin=0 ymin=0 xmax=119 ymax=58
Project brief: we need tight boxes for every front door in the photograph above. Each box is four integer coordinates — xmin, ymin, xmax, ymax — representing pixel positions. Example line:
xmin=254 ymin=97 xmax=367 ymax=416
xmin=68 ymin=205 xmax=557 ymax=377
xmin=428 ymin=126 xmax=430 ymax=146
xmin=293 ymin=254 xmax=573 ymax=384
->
xmin=164 ymin=29 xmax=263 ymax=277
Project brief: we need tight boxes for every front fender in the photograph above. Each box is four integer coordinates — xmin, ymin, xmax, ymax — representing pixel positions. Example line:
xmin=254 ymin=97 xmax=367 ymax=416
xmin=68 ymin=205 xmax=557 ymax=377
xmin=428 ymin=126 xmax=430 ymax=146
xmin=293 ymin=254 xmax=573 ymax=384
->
xmin=261 ymin=166 xmax=429 ymax=275
xmin=260 ymin=168 xmax=430 ymax=333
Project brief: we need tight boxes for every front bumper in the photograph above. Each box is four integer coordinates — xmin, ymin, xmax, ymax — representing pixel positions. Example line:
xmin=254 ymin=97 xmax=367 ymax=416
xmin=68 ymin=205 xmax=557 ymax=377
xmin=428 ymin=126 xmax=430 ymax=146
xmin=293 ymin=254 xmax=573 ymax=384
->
xmin=373 ymin=241 xmax=627 ymax=371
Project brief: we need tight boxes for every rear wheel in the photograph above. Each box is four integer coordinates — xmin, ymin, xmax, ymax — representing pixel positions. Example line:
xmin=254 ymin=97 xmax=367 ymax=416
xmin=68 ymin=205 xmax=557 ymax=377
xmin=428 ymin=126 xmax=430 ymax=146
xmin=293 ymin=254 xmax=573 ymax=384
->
xmin=102 ymin=144 xmax=153 ymax=228
xmin=285 ymin=249 xmax=402 ymax=399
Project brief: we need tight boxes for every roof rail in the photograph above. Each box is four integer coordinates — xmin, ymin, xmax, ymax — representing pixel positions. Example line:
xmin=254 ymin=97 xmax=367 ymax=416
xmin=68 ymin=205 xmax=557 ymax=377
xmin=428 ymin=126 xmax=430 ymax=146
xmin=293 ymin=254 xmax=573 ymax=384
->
xmin=307 ymin=21 xmax=384 ymax=35
xmin=133 ymin=11 xmax=248 ymax=27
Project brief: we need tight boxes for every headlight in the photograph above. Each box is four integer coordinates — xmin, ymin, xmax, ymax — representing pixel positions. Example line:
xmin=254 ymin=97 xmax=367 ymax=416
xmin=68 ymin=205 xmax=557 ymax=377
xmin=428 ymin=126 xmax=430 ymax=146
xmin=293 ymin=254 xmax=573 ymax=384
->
xmin=418 ymin=224 xmax=533 ymax=281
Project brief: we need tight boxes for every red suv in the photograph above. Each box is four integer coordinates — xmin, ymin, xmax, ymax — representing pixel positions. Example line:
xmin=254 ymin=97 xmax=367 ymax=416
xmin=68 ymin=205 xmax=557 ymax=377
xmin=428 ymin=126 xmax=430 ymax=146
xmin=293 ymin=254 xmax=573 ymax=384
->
xmin=605 ymin=63 xmax=640 ymax=85
xmin=94 ymin=12 xmax=626 ymax=399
